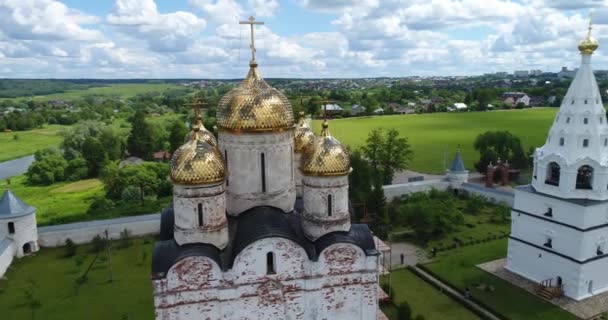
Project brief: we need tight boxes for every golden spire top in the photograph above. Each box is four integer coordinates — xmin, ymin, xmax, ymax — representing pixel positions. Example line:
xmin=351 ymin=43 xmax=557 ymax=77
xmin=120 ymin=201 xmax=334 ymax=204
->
xmin=579 ymin=12 xmax=599 ymax=55
xmin=239 ymin=16 xmax=264 ymax=66
xmin=184 ymin=97 xmax=217 ymax=146
xmin=298 ymin=111 xmax=306 ymax=125
xmin=320 ymin=119 xmax=330 ymax=137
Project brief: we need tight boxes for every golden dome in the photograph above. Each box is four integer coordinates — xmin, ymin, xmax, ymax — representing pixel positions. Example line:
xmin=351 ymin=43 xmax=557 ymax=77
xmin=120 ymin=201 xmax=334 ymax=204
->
xmin=301 ymin=120 xmax=351 ymax=176
xmin=579 ymin=17 xmax=599 ymax=55
xmin=171 ymin=137 xmax=226 ymax=185
xmin=294 ymin=112 xmax=315 ymax=153
xmin=185 ymin=113 xmax=217 ymax=146
xmin=217 ymin=62 xmax=294 ymax=132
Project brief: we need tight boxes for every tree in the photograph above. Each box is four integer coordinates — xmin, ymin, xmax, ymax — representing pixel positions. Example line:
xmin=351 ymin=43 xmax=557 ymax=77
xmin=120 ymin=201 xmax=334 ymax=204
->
xmin=127 ymin=110 xmax=155 ymax=158
xmin=25 ymin=148 xmax=68 ymax=185
xmin=397 ymin=301 xmax=412 ymax=320
xmin=64 ymin=238 xmax=77 ymax=257
xmin=362 ymin=128 xmax=414 ymax=184
xmin=473 ymin=131 xmax=529 ymax=173
xmin=168 ymin=120 xmax=188 ymax=153
xmin=349 ymin=150 xmax=372 ymax=205
xmin=82 ymin=136 xmax=107 ymax=177
xmin=367 ymin=179 xmax=388 ymax=238
xmin=65 ymin=157 xmax=88 ymax=181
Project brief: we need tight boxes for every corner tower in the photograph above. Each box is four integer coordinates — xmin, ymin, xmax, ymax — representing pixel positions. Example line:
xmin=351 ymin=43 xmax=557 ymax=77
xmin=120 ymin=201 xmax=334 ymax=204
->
xmin=217 ymin=17 xmax=296 ymax=216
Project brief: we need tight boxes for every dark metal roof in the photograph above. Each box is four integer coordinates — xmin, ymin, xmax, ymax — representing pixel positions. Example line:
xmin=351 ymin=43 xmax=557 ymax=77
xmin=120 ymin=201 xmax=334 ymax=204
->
xmin=448 ymin=150 xmax=467 ymax=172
xmin=0 ymin=189 xmax=35 ymax=219
xmin=151 ymin=239 xmax=222 ymax=278
xmin=152 ymin=204 xmax=378 ymax=278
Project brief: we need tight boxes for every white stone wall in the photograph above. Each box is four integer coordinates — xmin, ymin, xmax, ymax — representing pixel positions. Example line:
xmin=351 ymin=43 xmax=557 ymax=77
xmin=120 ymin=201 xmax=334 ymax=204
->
xmin=0 ymin=213 xmax=38 ymax=257
xmin=173 ymin=183 xmax=228 ymax=249
xmin=461 ymin=183 xmax=514 ymax=206
xmin=154 ymin=237 xmax=378 ymax=320
xmin=382 ymin=179 xmax=450 ymax=200
xmin=0 ymin=239 xmax=14 ymax=278
xmin=302 ymin=175 xmax=350 ymax=241
xmin=447 ymin=171 xmax=469 ymax=189
xmin=219 ymin=130 xmax=296 ymax=215
xmin=294 ymin=153 xmax=304 ymax=197
xmin=37 ymin=213 xmax=160 ymax=247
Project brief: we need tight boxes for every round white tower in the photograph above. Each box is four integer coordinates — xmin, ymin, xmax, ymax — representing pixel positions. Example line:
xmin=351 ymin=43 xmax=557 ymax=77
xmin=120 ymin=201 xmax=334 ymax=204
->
xmin=447 ymin=150 xmax=469 ymax=189
xmin=531 ymin=27 xmax=608 ymax=200
xmin=0 ymin=189 xmax=38 ymax=257
xmin=301 ymin=120 xmax=352 ymax=241
xmin=217 ymin=60 xmax=296 ymax=216
xmin=170 ymin=116 xmax=228 ymax=249
xmin=294 ymin=111 xmax=315 ymax=197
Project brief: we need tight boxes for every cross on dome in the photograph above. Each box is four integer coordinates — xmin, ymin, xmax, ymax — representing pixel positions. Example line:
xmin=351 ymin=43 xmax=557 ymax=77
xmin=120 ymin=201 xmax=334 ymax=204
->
xmin=239 ymin=16 xmax=264 ymax=65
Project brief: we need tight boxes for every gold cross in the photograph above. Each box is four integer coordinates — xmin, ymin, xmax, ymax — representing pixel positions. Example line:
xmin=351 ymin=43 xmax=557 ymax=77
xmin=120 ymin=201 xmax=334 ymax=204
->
xmin=185 ymin=97 xmax=207 ymax=129
xmin=239 ymin=16 xmax=264 ymax=62
xmin=588 ymin=11 xmax=594 ymax=38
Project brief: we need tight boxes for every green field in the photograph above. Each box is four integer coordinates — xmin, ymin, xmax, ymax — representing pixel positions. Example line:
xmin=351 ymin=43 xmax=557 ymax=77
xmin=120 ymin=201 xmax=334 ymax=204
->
xmin=313 ymin=108 xmax=558 ymax=174
xmin=1 ymin=176 xmax=104 ymax=226
xmin=382 ymin=269 xmax=479 ymax=320
xmin=424 ymin=240 xmax=578 ymax=320
xmin=0 ymin=239 xmax=155 ymax=320
xmin=1 ymin=83 xmax=182 ymax=101
xmin=0 ymin=125 xmax=66 ymax=162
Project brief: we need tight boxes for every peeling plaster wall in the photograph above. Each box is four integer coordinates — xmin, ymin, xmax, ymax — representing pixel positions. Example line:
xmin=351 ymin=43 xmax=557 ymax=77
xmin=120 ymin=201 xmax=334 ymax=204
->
xmin=153 ymin=238 xmax=378 ymax=320
xmin=302 ymin=175 xmax=350 ymax=241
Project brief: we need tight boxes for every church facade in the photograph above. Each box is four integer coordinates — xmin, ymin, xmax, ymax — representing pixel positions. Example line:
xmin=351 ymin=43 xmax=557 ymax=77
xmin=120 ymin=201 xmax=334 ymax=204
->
xmin=151 ymin=20 xmax=379 ymax=319
xmin=506 ymin=25 xmax=608 ymax=300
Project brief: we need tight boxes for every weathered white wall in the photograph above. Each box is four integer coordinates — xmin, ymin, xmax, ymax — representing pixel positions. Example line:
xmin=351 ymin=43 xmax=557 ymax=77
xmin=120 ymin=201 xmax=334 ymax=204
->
xmin=219 ymin=130 xmax=296 ymax=215
xmin=37 ymin=213 xmax=160 ymax=247
xmin=302 ymin=175 xmax=350 ymax=241
xmin=382 ymin=179 xmax=449 ymax=200
xmin=173 ymin=183 xmax=228 ymax=249
xmin=294 ymin=153 xmax=304 ymax=197
xmin=154 ymin=237 xmax=379 ymax=320
xmin=0 ymin=238 xmax=14 ymax=278
xmin=461 ymin=183 xmax=514 ymax=206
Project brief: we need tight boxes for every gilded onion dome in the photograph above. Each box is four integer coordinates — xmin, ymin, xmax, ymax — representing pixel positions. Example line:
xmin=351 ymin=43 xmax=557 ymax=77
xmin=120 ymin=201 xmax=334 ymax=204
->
xmin=294 ymin=112 xmax=315 ymax=153
xmin=579 ymin=17 xmax=599 ymax=55
xmin=301 ymin=120 xmax=351 ymax=176
xmin=171 ymin=127 xmax=226 ymax=185
xmin=185 ymin=112 xmax=217 ymax=146
xmin=217 ymin=61 xmax=294 ymax=132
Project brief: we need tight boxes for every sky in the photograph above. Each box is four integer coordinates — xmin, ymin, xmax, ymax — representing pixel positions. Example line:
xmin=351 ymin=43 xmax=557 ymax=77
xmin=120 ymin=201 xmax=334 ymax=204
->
xmin=0 ymin=0 xmax=607 ymax=79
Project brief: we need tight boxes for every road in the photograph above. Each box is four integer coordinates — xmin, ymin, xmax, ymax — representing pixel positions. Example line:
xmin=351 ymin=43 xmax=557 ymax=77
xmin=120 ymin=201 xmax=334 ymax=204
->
xmin=0 ymin=155 xmax=34 ymax=180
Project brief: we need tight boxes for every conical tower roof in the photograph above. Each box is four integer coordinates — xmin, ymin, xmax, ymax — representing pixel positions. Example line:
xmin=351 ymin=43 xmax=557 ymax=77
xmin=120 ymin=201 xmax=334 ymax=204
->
xmin=0 ymin=189 xmax=35 ymax=219
xmin=448 ymin=150 xmax=467 ymax=173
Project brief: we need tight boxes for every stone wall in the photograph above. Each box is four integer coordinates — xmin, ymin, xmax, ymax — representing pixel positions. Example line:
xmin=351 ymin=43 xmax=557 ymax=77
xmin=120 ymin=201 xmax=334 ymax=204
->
xmin=382 ymin=179 xmax=449 ymax=200
xmin=37 ymin=213 xmax=160 ymax=247
xmin=0 ymin=238 xmax=14 ymax=278
xmin=461 ymin=183 xmax=514 ymax=206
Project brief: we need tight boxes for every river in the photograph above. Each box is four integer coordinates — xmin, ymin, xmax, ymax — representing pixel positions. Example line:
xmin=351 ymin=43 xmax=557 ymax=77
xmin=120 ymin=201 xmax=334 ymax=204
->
xmin=0 ymin=155 xmax=34 ymax=180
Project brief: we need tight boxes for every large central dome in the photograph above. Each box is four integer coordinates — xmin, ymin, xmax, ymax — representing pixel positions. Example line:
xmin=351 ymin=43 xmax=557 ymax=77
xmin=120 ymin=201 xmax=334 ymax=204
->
xmin=217 ymin=62 xmax=294 ymax=132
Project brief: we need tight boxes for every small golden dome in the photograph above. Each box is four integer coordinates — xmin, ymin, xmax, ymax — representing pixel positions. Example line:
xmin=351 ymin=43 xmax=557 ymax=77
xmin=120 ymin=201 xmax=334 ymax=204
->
xmin=217 ymin=63 xmax=294 ymax=132
xmin=579 ymin=37 xmax=599 ymax=55
xmin=171 ymin=138 xmax=226 ymax=185
xmin=294 ymin=112 xmax=315 ymax=153
xmin=301 ymin=120 xmax=351 ymax=176
xmin=185 ymin=114 xmax=217 ymax=146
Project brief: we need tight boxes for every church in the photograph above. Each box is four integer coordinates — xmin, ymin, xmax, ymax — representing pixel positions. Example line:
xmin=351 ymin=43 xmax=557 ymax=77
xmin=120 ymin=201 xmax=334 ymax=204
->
xmin=506 ymin=23 xmax=608 ymax=300
xmin=151 ymin=17 xmax=380 ymax=320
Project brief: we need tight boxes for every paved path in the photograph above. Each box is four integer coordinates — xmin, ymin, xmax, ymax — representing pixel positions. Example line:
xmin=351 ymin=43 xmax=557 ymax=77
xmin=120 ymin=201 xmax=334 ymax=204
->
xmin=388 ymin=242 xmax=428 ymax=267
xmin=410 ymin=265 xmax=503 ymax=320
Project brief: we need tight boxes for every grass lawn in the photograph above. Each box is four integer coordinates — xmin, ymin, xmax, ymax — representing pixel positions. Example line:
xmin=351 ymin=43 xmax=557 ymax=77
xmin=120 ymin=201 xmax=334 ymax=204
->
xmin=424 ymin=240 xmax=578 ymax=320
xmin=0 ymin=238 xmax=155 ymax=320
xmin=382 ymin=269 xmax=480 ymax=320
xmin=0 ymin=83 xmax=182 ymax=101
xmin=0 ymin=125 xmax=66 ymax=162
xmin=312 ymin=108 xmax=558 ymax=174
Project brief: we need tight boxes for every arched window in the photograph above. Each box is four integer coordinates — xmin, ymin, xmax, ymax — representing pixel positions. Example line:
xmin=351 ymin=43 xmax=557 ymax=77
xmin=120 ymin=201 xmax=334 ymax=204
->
xmin=559 ymin=137 xmax=564 ymax=146
xmin=584 ymin=118 xmax=588 ymax=124
xmin=266 ymin=252 xmax=276 ymax=274
xmin=583 ymin=139 xmax=589 ymax=147
xmin=197 ymin=203 xmax=204 ymax=227
xmin=328 ymin=194 xmax=333 ymax=217
xmin=576 ymin=165 xmax=594 ymax=190
xmin=261 ymin=153 xmax=266 ymax=192
xmin=604 ymin=138 xmax=607 ymax=147
xmin=545 ymin=162 xmax=560 ymax=186
xmin=566 ymin=117 xmax=571 ymax=123
xmin=8 ymin=222 xmax=14 ymax=234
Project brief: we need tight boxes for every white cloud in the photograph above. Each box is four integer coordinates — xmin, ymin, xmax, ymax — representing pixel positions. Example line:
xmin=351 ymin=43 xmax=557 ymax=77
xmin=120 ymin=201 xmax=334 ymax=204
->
xmin=248 ymin=0 xmax=279 ymax=17
xmin=107 ymin=0 xmax=206 ymax=52
xmin=189 ymin=0 xmax=243 ymax=24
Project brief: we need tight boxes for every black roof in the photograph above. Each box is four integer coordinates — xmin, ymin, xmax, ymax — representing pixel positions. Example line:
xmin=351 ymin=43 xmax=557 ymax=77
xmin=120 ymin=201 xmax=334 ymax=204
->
xmin=152 ymin=204 xmax=378 ymax=277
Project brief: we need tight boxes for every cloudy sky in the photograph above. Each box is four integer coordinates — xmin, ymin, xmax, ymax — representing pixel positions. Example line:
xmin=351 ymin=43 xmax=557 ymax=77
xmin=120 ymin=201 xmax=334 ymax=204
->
xmin=0 ymin=0 xmax=607 ymax=79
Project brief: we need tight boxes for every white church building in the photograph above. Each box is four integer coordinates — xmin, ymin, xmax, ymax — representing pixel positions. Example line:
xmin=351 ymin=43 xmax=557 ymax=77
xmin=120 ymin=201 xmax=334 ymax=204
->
xmin=151 ymin=17 xmax=379 ymax=320
xmin=506 ymin=25 xmax=608 ymax=300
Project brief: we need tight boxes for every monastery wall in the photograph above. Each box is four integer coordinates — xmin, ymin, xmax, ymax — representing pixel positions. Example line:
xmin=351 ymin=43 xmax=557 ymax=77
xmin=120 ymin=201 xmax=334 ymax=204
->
xmin=461 ymin=183 xmax=514 ymax=205
xmin=382 ymin=179 xmax=449 ymax=200
xmin=0 ymin=238 xmax=14 ymax=278
xmin=37 ymin=213 xmax=160 ymax=247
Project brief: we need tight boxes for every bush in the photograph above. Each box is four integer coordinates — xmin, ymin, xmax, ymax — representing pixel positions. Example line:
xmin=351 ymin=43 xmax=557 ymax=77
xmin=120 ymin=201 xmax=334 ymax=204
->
xmin=397 ymin=301 xmax=412 ymax=320
xmin=91 ymin=235 xmax=107 ymax=253
xmin=64 ymin=238 xmax=77 ymax=257
xmin=117 ymin=228 xmax=133 ymax=249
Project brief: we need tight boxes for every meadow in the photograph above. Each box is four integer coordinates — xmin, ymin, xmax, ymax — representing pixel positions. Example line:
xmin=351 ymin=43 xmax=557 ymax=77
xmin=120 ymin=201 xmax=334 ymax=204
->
xmin=424 ymin=240 xmax=578 ymax=320
xmin=0 ymin=83 xmax=182 ymax=101
xmin=0 ymin=238 xmax=155 ymax=320
xmin=0 ymin=125 xmax=66 ymax=162
xmin=312 ymin=108 xmax=558 ymax=174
